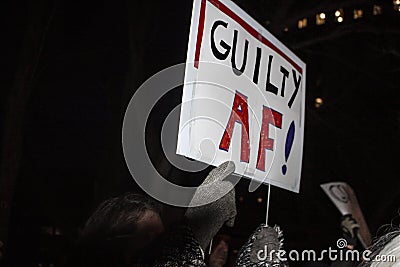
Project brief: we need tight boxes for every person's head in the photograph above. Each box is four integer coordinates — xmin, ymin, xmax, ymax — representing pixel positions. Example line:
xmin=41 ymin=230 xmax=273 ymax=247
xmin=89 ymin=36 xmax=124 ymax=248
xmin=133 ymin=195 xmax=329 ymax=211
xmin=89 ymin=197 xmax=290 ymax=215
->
xmin=75 ymin=192 xmax=164 ymax=266
xmin=360 ymin=227 xmax=400 ymax=267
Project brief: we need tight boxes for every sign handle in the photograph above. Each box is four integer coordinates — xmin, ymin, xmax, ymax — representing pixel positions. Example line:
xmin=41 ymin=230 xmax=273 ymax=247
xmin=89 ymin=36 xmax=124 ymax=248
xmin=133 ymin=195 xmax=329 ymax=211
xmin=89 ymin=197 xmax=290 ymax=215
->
xmin=265 ymin=183 xmax=271 ymax=226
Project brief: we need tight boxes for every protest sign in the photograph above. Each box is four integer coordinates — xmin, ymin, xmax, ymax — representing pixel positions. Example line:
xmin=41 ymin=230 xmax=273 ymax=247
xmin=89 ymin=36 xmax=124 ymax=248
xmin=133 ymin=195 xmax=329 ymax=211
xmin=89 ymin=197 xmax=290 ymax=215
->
xmin=177 ymin=0 xmax=306 ymax=192
xmin=321 ymin=182 xmax=372 ymax=248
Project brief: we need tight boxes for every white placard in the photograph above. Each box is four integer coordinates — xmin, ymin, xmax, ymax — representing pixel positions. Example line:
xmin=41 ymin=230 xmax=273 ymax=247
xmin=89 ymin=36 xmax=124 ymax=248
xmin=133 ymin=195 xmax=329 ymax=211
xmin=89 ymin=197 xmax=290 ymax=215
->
xmin=177 ymin=0 xmax=306 ymax=192
xmin=321 ymin=182 xmax=372 ymax=248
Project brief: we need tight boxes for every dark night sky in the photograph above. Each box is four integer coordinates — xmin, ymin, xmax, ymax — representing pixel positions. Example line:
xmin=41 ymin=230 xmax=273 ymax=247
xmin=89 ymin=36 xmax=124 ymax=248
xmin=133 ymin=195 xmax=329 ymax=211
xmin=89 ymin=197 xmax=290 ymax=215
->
xmin=1 ymin=0 xmax=400 ymax=266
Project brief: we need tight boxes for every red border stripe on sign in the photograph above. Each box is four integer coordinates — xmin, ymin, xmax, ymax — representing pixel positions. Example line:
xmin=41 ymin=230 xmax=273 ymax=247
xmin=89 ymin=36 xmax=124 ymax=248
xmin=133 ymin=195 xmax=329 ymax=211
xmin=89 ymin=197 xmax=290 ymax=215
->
xmin=194 ymin=0 xmax=207 ymax=68
xmin=194 ymin=0 xmax=303 ymax=74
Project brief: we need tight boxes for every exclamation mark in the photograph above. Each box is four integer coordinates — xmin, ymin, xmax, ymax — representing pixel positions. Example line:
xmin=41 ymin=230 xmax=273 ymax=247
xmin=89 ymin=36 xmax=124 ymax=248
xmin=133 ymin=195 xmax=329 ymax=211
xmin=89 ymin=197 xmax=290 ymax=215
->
xmin=282 ymin=121 xmax=295 ymax=175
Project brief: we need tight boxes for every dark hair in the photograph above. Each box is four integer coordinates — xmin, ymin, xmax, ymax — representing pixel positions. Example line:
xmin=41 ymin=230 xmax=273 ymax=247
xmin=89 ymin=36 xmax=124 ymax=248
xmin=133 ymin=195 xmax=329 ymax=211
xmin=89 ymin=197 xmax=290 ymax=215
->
xmin=359 ymin=225 xmax=400 ymax=267
xmin=72 ymin=192 xmax=161 ymax=267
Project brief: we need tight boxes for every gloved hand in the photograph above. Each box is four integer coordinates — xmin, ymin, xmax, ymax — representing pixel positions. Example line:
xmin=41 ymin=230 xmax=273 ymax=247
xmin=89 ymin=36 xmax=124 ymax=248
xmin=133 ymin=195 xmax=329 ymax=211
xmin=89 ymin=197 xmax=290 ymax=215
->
xmin=237 ymin=224 xmax=287 ymax=267
xmin=340 ymin=214 xmax=360 ymax=247
xmin=185 ymin=161 xmax=237 ymax=251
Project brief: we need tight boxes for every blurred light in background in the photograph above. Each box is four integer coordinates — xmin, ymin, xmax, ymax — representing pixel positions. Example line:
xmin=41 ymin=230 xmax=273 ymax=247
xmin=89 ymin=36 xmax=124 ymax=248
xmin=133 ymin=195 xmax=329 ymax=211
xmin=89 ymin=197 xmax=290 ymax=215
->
xmin=298 ymin=18 xmax=308 ymax=29
xmin=316 ymin=12 xmax=326 ymax=25
xmin=394 ymin=0 xmax=400 ymax=11
xmin=335 ymin=9 xmax=344 ymax=23
xmin=373 ymin=5 xmax=382 ymax=15
xmin=353 ymin=9 xmax=363 ymax=19
xmin=315 ymin=97 xmax=324 ymax=108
